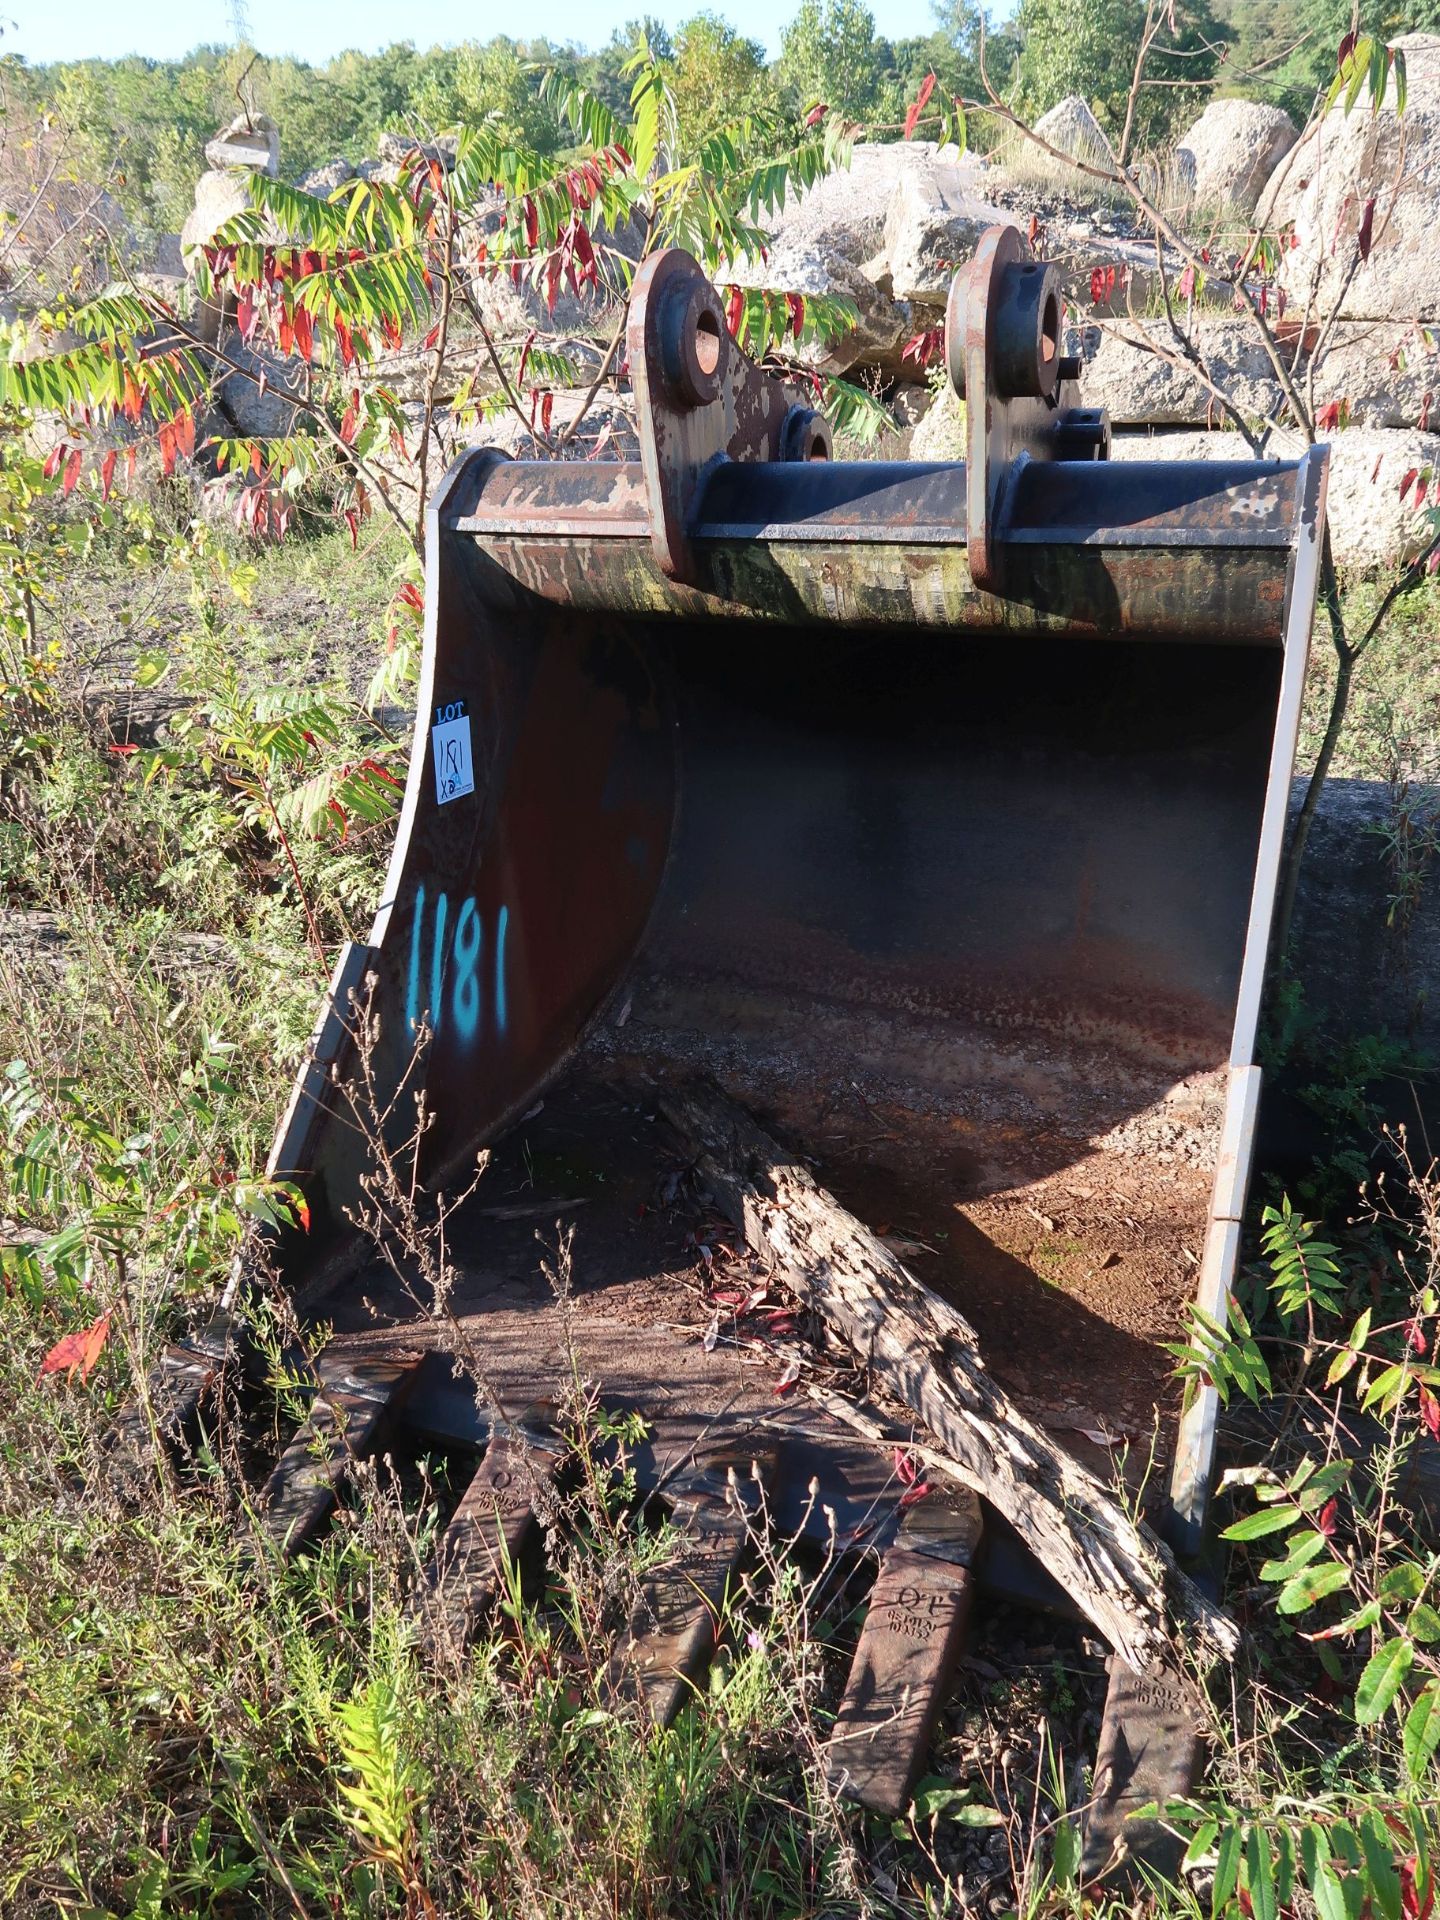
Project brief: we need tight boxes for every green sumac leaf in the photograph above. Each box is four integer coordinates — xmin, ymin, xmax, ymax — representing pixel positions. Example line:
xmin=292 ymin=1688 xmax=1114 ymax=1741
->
xmin=133 ymin=649 xmax=170 ymax=689
xmin=1359 ymin=1811 xmax=1403 ymax=1920
xmin=1409 ymin=1603 xmax=1440 ymax=1644
xmin=1261 ymin=1530 xmax=1328 ymax=1582
xmin=1245 ymin=1824 xmax=1277 ymax=1920
xmin=1355 ymin=1636 xmax=1414 ymax=1724
xmin=1403 ymin=1682 xmax=1440 ymax=1780
xmin=1362 ymin=1362 xmax=1409 ymax=1412
xmin=1327 ymin=1344 xmax=1361 ymax=1387
xmin=1184 ymin=1819 xmax=1220 ymax=1870
xmin=1310 ymin=1861 xmax=1348 ymax=1920
xmin=1214 ymin=1823 xmax=1242 ymax=1918
xmin=1278 ymin=1561 xmax=1350 ymax=1614
xmin=1313 ymin=1597 xmax=1382 ymax=1640
xmin=1223 ymin=1506 xmax=1302 ymax=1541
xmin=1379 ymin=1562 xmax=1426 ymax=1605
xmin=1395 ymin=47 xmax=1408 ymax=113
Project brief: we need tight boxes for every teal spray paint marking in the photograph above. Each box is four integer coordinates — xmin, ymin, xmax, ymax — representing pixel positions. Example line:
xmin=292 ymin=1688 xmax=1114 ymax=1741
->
xmin=452 ymin=898 xmax=483 ymax=1042
xmin=429 ymin=891 xmax=449 ymax=1036
xmin=495 ymin=903 xmax=509 ymax=1034
xmin=406 ymin=885 xmax=426 ymax=1034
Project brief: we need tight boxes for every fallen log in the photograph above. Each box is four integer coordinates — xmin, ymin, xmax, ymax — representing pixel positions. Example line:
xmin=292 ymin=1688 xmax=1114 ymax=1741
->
xmin=658 ymin=1077 xmax=1238 ymax=1687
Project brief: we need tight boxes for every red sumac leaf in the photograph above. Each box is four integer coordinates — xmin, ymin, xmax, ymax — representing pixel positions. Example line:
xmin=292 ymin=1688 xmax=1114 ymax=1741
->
xmin=39 ymin=1310 xmax=112 ymax=1384
xmin=804 ymin=102 xmax=828 ymax=128
xmin=62 ymin=447 xmax=82 ymax=495
xmin=785 ymin=290 xmax=805 ymax=337
xmin=904 ymin=71 xmax=936 ymax=141
xmin=1357 ymin=196 xmax=1376 ymax=262
xmin=1318 ymin=1497 xmax=1339 ymax=1536
xmin=726 ymin=284 xmax=743 ymax=339
xmin=100 ymin=448 xmax=116 ymax=500
xmin=43 ymin=443 xmax=63 ymax=480
xmin=540 ymin=390 xmax=554 ymax=434
xmin=1338 ymin=29 xmax=1357 ymax=68
xmin=1421 ymin=1386 xmax=1440 ymax=1443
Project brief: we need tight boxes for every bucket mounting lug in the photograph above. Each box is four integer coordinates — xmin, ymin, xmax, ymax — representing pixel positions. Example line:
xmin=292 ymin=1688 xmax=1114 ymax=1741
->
xmin=946 ymin=223 xmax=1111 ymax=592
xmin=628 ymin=247 xmax=831 ymax=585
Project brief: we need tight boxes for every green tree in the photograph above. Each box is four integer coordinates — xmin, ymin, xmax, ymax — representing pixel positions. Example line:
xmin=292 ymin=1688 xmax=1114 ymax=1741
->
xmin=778 ymin=0 xmax=886 ymax=119
xmin=1014 ymin=0 xmax=1225 ymax=148
xmin=665 ymin=15 xmax=774 ymax=145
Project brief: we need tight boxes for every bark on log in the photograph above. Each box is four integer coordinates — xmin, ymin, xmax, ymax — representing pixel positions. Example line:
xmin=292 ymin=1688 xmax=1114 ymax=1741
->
xmin=659 ymin=1077 xmax=1239 ymax=1685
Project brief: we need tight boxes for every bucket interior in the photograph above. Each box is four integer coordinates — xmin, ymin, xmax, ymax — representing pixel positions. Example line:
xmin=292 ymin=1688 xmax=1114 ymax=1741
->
xmin=296 ymin=581 xmax=1287 ymax=1464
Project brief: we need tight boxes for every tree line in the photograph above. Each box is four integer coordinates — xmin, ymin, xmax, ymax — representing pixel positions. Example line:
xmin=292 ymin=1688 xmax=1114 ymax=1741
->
xmin=7 ymin=0 xmax=1438 ymax=238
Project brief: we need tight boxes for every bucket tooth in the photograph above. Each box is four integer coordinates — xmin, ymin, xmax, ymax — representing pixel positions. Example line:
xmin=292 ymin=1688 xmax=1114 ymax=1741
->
xmin=826 ymin=1487 xmax=983 ymax=1815
xmin=411 ymin=1413 xmax=564 ymax=1657
xmin=1080 ymin=1656 xmax=1203 ymax=1883
xmin=258 ymin=1354 xmax=420 ymax=1558
xmin=610 ymin=1443 xmax=776 ymax=1726
xmin=108 ymin=1319 xmax=237 ymax=1474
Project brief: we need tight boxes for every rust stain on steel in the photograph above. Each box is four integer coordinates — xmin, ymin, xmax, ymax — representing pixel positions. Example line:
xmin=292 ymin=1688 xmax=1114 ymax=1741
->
xmin=628 ymin=248 xmax=826 ymax=584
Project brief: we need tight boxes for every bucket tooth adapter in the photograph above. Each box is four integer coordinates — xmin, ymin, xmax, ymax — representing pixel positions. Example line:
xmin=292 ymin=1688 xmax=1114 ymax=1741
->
xmin=246 ymin=226 xmax=1325 ymax=1572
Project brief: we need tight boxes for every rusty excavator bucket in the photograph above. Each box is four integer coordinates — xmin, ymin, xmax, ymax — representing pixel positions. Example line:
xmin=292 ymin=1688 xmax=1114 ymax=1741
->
xmin=143 ymin=227 xmax=1328 ymax=1852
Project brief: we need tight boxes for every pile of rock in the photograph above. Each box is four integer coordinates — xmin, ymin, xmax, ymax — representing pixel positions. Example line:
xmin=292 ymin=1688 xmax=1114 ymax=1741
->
xmin=171 ymin=34 xmax=1440 ymax=569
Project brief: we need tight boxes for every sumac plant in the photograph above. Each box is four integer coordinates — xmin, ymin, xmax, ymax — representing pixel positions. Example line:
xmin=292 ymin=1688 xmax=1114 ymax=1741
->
xmin=0 ymin=42 xmax=879 ymax=563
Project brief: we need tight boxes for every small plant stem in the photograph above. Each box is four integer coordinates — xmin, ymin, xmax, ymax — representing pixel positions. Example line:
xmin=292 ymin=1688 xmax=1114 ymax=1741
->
xmin=259 ymin=773 xmax=328 ymax=975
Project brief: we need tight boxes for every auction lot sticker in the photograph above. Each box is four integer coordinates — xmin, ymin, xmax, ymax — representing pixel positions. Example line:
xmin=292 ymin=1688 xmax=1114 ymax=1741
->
xmin=432 ymin=701 xmax=475 ymax=804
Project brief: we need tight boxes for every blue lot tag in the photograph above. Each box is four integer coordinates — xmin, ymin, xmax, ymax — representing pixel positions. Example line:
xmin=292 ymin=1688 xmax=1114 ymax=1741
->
xmin=431 ymin=703 xmax=475 ymax=804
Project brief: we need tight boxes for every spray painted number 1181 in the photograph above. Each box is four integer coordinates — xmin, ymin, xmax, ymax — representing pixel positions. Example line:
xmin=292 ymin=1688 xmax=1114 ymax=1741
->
xmin=405 ymin=886 xmax=509 ymax=1045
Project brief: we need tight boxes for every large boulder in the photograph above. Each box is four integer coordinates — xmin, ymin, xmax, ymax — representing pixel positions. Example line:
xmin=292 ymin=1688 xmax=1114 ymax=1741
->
xmin=1066 ymin=317 xmax=1284 ymax=425
xmin=1033 ymin=96 xmax=1114 ymax=167
xmin=211 ymin=337 xmax=305 ymax=439
xmin=879 ymin=164 xmax=1012 ymax=304
xmin=914 ymin=407 xmax=1438 ymax=569
xmin=297 ymin=158 xmax=356 ymax=196
xmin=721 ymin=240 xmax=913 ymax=376
xmin=1176 ymin=99 xmax=1297 ymax=215
xmin=910 ymin=386 xmax=965 ymax=461
xmin=204 ymin=112 xmax=279 ymax=176
xmin=1309 ymin=321 xmax=1440 ymax=427
xmin=180 ymin=171 xmax=251 ymax=261
xmin=378 ymin=131 xmax=458 ymax=170
xmin=1262 ymin=34 xmax=1440 ymax=322
xmin=766 ymin=140 xmax=949 ymax=264
xmin=1109 ymin=424 xmax=1440 ymax=569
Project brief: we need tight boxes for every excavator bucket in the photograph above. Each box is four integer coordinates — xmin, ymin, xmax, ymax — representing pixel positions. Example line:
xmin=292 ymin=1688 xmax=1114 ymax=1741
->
xmin=255 ymin=227 xmax=1326 ymax=1565
xmin=102 ymin=225 xmax=1334 ymax=1869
